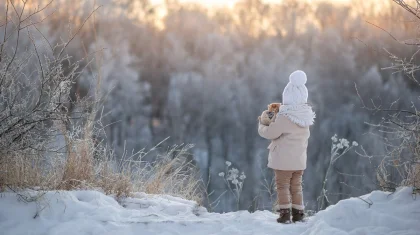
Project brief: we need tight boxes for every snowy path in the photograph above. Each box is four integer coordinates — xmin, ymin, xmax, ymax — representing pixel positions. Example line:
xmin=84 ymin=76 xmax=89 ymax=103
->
xmin=1 ymin=188 xmax=419 ymax=235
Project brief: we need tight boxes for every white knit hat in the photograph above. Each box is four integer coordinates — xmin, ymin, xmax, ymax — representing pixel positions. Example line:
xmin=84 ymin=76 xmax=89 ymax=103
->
xmin=282 ymin=70 xmax=308 ymax=105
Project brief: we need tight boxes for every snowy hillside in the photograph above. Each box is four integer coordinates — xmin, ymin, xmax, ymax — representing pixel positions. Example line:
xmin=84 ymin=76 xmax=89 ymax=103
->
xmin=1 ymin=188 xmax=419 ymax=235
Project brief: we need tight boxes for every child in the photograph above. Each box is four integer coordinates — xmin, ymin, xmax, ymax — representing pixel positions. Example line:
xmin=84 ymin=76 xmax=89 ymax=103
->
xmin=258 ymin=70 xmax=315 ymax=223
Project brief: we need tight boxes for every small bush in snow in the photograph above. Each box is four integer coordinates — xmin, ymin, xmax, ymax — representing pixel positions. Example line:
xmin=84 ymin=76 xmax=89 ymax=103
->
xmin=317 ymin=135 xmax=358 ymax=210
xmin=0 ymin=1 xmax=93 ymax=191
xmin=219 ymin=161 xmax=246 ymax=210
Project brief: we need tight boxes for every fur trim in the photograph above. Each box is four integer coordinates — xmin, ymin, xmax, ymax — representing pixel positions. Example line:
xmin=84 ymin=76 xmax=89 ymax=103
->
xmin=292 ymin=204 xmax=305 ymax=210
xmin=278 ymin=104 xmax=315 ymax=127
xmin=274 ymin=204 xmax=291 ymax=210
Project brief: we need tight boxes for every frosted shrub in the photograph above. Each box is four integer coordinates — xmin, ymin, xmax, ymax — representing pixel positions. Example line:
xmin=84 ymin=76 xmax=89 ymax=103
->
xmin=370 ymin=114 xmax=420 ymax=192
xmin=0 ymin=0 xmax=86 ymax=190
xmin=219 ymin=161 xmax=246 ymax=210
xmin=358 ymin=0 xmax=420 ymax=195
xmin=1 ymin=1 xmax=99 ymax=193
xmin=317 ymin=135 xmax=358 ymax=210
xmin=358 ymin=78 xmax=420 ymax=192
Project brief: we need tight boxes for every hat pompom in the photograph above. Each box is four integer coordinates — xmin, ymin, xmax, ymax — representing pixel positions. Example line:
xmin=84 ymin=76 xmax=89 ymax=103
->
xmin=289 ymin=70 xmax=307 ymax=86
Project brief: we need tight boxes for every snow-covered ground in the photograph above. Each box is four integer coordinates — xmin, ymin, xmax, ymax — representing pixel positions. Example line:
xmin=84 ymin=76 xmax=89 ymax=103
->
xmin=1 ymin=188 xmax=419 ymax=235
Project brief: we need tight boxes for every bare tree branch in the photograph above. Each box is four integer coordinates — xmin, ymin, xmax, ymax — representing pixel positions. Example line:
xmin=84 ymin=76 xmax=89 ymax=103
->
xmin=32 ymin=24 xmax=54 ymax=53
xmin=57 ymin=5 xmax=102 ymax=58
xmin=0 ymin=0 xmax=27 ymax=87
xmin=19 ymin=9 xmax=56 ymax=30
xmin=0 ymin=0 xmax=9 ymax=63
xmin=20 ymin=0 xmax=54 ymax=24
xmin=393 ymin=0 xmax=420 ymax=20
xmin=27 ymin=28 xmax=45 ymax=81
xmin=365 ymin=20 xmax=400 ymax=43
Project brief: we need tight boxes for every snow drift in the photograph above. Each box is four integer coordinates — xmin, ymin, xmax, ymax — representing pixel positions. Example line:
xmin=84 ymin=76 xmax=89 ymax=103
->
xmin=0 ymin=188 xmax=419 ymax=235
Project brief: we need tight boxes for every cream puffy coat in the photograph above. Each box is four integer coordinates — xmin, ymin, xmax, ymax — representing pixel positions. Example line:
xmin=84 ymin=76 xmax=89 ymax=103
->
xmin=258 ymin=115 xmax=310 ymax=171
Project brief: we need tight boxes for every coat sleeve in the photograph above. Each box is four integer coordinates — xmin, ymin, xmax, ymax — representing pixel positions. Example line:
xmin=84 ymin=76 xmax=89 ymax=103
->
xmin=258 ymin=116 xmax=291 ymax=140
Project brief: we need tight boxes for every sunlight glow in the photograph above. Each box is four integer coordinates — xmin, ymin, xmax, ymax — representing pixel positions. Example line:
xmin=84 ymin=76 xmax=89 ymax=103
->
xmin=151 ymin=0 xmax=352 ymax=8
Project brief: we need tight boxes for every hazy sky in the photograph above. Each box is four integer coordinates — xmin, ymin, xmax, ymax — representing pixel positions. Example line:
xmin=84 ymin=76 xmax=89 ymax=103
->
xmin=150 ymin=0 xmax=350 ymax=7
xmin=150 ymin=0 xmax=243 ymax=7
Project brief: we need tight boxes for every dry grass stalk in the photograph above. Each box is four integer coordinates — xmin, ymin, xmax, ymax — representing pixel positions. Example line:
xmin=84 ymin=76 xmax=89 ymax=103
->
xmin=1 ymin=136 xmax=203 ymax=204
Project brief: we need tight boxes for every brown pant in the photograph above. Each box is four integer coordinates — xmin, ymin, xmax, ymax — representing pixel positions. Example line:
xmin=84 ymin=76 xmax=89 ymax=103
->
xmin=274 ymin=170 xmax=304 ymax=210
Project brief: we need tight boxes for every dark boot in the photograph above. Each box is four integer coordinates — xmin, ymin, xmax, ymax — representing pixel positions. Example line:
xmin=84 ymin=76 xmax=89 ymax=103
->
xmin=292 ymin=208 xmax=305 ymax=222
xmin=276 ymin=209 xmax=291 ymax=223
